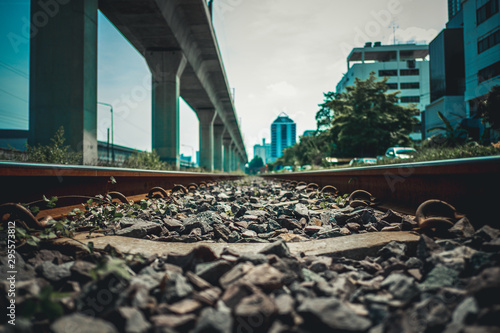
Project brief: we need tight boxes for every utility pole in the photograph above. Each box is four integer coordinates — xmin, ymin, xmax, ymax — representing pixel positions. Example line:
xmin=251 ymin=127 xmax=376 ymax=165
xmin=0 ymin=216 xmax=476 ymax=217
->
xmin=98 ymin=102 xmax=114 ymax=163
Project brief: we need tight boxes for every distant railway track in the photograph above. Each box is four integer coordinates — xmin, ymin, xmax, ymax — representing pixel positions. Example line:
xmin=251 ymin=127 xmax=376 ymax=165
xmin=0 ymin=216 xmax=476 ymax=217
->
xmin=1 ymin=156 xmax=499 ymax=227
xmin=262 ymin=156 xmax=500 ymax=227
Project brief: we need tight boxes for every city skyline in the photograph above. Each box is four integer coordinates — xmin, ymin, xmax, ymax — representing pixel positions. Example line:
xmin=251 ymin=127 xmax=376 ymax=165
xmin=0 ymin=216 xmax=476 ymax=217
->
xmin=0 ymin=0 xmax=448 ymax=161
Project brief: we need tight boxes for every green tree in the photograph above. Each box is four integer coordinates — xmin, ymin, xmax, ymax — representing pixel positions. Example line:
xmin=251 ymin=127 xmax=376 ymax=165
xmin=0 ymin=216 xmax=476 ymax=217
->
xmin=326 ymin=72 xmax=420 ymax=156
xmin=315 ymin=91 xmax=335 ymax=132
xmin=271 ymin=130 xmax=337 ymax=168
xmin=247 ymin=155 xmax=264 ymax=174
xmin=426 ymin=111 xmax=470 ymax=147
xmin=480 ymin=85 xmax=500 ymax=130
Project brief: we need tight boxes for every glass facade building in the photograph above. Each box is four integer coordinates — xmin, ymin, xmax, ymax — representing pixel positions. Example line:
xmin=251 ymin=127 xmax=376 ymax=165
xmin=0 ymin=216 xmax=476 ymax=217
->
xmin=270 ymin=113 xmax=296 ymax=161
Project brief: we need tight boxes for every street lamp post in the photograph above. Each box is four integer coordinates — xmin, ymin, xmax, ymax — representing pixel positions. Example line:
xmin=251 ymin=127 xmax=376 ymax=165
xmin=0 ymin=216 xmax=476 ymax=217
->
xmin=181 ymin=144 xmax=195 ymax=167
xmin=98 ymin=102 xmax=114 ymax=163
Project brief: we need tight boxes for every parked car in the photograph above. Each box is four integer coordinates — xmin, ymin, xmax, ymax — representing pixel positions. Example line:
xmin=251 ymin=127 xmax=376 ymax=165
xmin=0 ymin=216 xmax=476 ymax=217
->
xmin=349 ymin=157 xmax=378 ymax=166
xmin=283 ymin=165 xmax=294 ymax=172
xmin=300 ymin=165 xmax=312 ymax=171
xmin=385 ymin=147 xmax=417 ymax=159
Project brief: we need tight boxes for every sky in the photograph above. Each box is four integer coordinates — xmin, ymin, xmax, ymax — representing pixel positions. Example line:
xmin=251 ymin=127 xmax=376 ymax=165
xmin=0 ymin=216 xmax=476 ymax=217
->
xmin=0 ymin=0 xmax=448 ymax=161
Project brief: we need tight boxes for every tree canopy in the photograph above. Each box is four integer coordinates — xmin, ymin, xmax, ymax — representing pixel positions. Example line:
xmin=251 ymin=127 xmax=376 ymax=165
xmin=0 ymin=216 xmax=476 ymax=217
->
xmin=315 ymin=91 xmax=335 ymax=132
xmin=326 ymin=72 xmax=420 ymax=156
xmin=269 ymin=72 xmax=420 ymax=169
xmin=247 ymin=155 xmax=264 ymax=174
xmin=480 ymin=85 xmax=500 ymax=130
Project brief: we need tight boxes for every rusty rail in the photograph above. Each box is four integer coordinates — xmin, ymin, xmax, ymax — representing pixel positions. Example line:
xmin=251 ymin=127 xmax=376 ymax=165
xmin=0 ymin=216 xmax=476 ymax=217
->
xmin=0 ymin=161 xmax=243 ymax=207
xmin=1 ymin=157 xmax=499 ymax=228
xmin=261 ymin=156 xmax=500 ymax=228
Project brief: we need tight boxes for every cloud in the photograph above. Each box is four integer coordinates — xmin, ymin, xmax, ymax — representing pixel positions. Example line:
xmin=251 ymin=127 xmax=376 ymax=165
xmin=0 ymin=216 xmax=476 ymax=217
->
xmin=388 ymin=26 xmax=439 ymax=45
xmin=266 ymin=81 xmax=298 ymax=97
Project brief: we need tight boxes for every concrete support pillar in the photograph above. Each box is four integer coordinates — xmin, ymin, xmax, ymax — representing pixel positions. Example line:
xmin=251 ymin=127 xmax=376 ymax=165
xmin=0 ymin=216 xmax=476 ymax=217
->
xmin=223 ymin=138 xmax=231 ymax=172
xmin=231 ymin=145 xmax=237 ymax=171
xmin=213 ymin=125 xmax=224 ymax=171
xmin=29 ymin=0 xmax=98 ymax=164
xmin=197 ymin=109 xmax=216 ymax=171
xmin=145 ymin=50 xmax=186 ymax=169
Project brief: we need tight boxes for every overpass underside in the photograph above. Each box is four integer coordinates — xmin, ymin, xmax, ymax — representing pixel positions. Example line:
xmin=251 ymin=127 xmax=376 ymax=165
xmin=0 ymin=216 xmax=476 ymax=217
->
xmin=28 ymin=0 xmax=247 ymax=171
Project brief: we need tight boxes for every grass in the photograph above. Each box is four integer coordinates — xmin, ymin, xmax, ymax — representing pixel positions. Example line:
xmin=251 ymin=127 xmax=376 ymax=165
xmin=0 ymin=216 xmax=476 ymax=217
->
xmin=267 ymin=143 xmax=500 ymax=173
xmin=377 ymin=143 xmax=500 ymax=166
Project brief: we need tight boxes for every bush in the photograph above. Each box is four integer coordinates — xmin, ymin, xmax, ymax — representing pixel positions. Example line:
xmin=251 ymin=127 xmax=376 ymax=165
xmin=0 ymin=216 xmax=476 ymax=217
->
xmin=122 ymin=150 xmax=168 ymax=170
xmin=25 ymin=126 xmax=82 ymax=164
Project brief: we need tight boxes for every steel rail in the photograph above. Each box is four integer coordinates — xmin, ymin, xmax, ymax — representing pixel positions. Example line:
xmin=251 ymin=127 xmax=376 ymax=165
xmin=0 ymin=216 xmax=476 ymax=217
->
xmin=261 ymin=156 xmax=500 ymax=227
xmin=0 ymin=161 xmax=243 ymax=207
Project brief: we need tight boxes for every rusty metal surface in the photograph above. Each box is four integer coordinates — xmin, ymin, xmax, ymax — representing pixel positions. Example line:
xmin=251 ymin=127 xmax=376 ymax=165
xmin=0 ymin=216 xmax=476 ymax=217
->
xmin=0 ymin=161 xmax=242 ymax=206
xmin=261 ymin=156 xmax=500 ymax=227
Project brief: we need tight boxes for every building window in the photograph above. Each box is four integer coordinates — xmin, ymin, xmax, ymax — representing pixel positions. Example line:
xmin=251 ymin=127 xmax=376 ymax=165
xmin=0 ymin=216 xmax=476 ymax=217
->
xmin=387 ymin=83 xmax=398 ymax=89
xmin=400 ymin=69 xmax=419 ymax=76
xmin=401 ymin=82 xmax=420 ymax=89
xmin=401 ymin=96 xmax=420 ymax=103
xmin=281 ymin=124 xmax=287 ymax=140
xmin=477 ymin=0 xmax=499 ymax=25
xmin=379 ymin=70 xmax=398 ymax=77
xmin=478 ymin=29 xmax=500 ymax=54
xmin=478 ymin=60 xmax=500 ymax=83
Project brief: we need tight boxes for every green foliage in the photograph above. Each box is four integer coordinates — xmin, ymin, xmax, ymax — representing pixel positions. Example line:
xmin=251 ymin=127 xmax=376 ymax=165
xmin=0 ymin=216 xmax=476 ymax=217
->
xmin=90 ymin=257 xmax=132 ymax=280
xmin=123 ymin=149 xmax=168 ymax=170
xmin=316 ymin=91 xmax=336 ymax=132
xmin=328 ymin=72 xmax=419 ymax=157
xmin=426 ymin=111 xmax=470 ymax=147
xmin=247 ymin=156 xmax=264 ymax=174
xmin=479 ymin=85 xmax=500 ymax=130
xmin=15 ymin=218 xmax=74 ymax=248
xmin=381 ymin=143 xmax=499 ymax=165
xmin=270 ymin=130 xmax=336 ymax=169
xmin=21 ymin=286 xmax=68 ymax=321
xmin=43 ymin=195 xmax=59 ymax=209
xmin=25 ymin=126 xmax=82 ymax=164
xmin=269 ymin=72 xmax=420 ymax=169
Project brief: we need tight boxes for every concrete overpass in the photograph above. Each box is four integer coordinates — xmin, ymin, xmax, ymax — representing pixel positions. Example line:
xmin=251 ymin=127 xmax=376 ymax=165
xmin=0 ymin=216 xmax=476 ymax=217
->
xmin=28 ymin=0 xmax=247 ymax=171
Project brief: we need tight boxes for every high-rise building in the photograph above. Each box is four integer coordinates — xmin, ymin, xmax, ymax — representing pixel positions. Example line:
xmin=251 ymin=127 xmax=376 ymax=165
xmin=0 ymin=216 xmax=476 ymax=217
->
xmin=270 ymin=113 xmax=296 ymax=162
xmin=424 ymin=26 xmax=466 ymax=139
xmin=424 ymin=0 xmax=499 ymax=141
xmin=462 ymin=0 xmax=500 ymax=118
xmin=448 ymin=0 xmax=462 ymax=20
xmin=336 ymin=42 xmax=430 ymax=140
xmin=253 ymin=138 xmax=271 ymax=164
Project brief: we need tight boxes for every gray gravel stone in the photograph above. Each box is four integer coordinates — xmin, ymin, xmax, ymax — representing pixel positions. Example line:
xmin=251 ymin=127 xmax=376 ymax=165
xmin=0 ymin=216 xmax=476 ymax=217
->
xmin=259 ymin=240 xmax=291 ymax=258
xmin=35 ymin=261 xmax=72 ymax=282
xmin=193 ymin=304 xmax=233 ymax=333
xmin=51 ymin=313 xmax=118 ymax=333
xmin=298 ymin=297 xmax=372 ymax=332
xmin=116 ymin=221 xmax=162 ymax=238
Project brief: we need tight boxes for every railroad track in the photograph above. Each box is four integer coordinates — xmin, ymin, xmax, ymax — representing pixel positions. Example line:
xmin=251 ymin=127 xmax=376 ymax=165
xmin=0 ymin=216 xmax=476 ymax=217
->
xmin=2 ymin=158 xmax=500 ymax=332
xmin=262 ymin=156 xmax=500 ymax=228
xmin=1 ymin=156 xmax=499 ymax=227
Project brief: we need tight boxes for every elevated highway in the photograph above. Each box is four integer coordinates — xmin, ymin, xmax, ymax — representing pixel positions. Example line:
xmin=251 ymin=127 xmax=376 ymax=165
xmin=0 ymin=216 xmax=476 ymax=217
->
xmin=29 ymin=0 xmax=247 ymax=170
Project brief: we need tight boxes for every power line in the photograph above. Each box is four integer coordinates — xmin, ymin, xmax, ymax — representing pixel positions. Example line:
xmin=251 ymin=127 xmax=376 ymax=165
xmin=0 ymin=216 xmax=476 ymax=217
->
xmin=0 ymin=61 xmax=28 ymax=79
xmin=0 ymin=88 xmax=28 ymax=103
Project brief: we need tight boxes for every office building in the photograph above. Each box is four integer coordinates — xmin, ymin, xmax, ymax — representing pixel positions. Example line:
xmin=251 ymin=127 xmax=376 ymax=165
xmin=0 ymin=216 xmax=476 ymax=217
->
xmin=448 ymin=0 xmax=462 ymax=20
xmin=301 ymin=130 xmax=316 ymax=138
xmin=336 ymin=42 xmax=430 ymax=140
xmin=424 ymin=27 xmax=467 ymax=138
xmin=270 ymin=113 xmax=296 ymax=162
xmin=424 ymin=0 xmax=499 ymax=140
xmin=463 ymin=0 xmax=500 ymax=118
xmin=253 ymin=138 xmax=271 ymax=164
